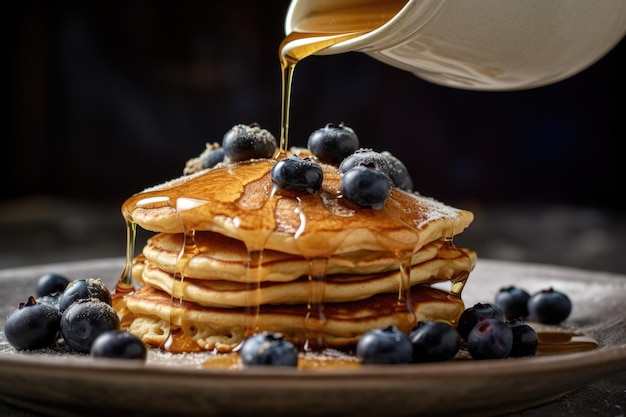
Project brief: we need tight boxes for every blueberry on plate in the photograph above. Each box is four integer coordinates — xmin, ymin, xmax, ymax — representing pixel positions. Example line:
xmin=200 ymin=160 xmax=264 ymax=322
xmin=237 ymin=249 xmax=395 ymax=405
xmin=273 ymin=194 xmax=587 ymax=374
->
xmin=356 ymin=326 xmax=413 ymax=365
xmin=3 ymin=296 xmax=62 ymax=350
xmin=36 ymin=292 xmax=63 ymax=308
xmin=222 ymin=123 xmax=277 ymax=163
xmin=90 ymin=330 xmax=147 ymax=361
xmin=60 ymin=299 xmax=121 ymax=353
xmin=271 ymin=156 xmax=324 ymax=194
xmin=506 ymin=319 xmax=538 ymax=357
xmin=341 ymin=166 xmax=392 ymax=209
xmin=495 ymin=286 xmax=530 ymax=320
xmin=36 ymin=272 xmax=70 ymax=298
xmin=527 ymin=288 xmax=572 ymax=324
xmin=239 ymin=332 xmax=298 ymax=367
xmin=466 ymin=318 xmax=513 ymax=360
xmin=457 ymin=303 xmax=504 ymax=341
xmin=409 ymin=321 xmax=460 ymax=362
xmin=58 ymin=278 xmax=112 ymax=312
xmin=307 ymin=122 xmax=359 ymax=165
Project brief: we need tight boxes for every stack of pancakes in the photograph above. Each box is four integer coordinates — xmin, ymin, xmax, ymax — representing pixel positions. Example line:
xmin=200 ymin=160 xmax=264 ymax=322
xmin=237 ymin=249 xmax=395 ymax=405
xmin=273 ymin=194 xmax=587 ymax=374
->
xmin=120 ymin=156 xmax=476 ymax=353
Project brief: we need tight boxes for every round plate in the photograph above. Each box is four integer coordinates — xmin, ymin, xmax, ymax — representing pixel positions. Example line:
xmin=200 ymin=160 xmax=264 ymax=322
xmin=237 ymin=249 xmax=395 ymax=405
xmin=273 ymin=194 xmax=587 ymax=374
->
xmin=1 ymin=258 xmax=625 ymax=417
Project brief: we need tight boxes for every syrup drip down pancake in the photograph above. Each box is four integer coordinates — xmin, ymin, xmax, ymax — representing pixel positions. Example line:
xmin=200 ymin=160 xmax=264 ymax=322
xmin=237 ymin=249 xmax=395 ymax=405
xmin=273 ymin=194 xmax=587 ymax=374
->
xmin=115 ymin=124 xmax=476 ymax=353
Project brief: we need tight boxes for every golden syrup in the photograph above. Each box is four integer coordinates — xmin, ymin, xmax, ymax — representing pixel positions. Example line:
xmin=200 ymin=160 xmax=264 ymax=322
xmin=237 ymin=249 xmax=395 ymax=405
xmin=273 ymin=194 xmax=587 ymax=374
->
xmin=439 ymin=237 xmax=471 ymax=299
xmin=535 ymin=330 xmax=599 ymax=355
xmin=158 ymin=229 xmax=201 ymax=352
xmin=202 ymin=351 xmax=362 ymax=371
xmin=303 ymin=257 xmax=329 ymax=350
xmin=244 ymin=249 xmax=264 ymax=336
xmin=242 ymin=189 xmax=275 ymax=338
xmin=111 ymin=282 xmax=135 ymax=330
xmin=199 ymin=328 xmax=599 ymax=369
xmin=163 ymin=328 xmax=204 ymax=353
xmin=393 ymin=253 xmax=417 ymax=333
xmin=112 ymin=218 xmax=138 ymax=329
xmin=381 ymin=197 xmax=426 ymax=321
xmin=170 ymin=230 xmax=200 ymax=311
xmin=278 ymin=0 xmax=408 ymax=150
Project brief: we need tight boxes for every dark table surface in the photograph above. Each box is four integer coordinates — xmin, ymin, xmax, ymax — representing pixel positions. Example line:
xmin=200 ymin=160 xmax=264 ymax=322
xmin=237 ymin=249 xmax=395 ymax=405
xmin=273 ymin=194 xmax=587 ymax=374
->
xmin=1 ymin=196 xmax=625 ymax=417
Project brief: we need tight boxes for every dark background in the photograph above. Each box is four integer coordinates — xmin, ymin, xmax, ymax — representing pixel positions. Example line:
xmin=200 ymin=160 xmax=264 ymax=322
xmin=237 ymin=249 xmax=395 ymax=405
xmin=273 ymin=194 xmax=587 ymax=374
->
xmin=4 ymin=1 xmax=626 ymax=273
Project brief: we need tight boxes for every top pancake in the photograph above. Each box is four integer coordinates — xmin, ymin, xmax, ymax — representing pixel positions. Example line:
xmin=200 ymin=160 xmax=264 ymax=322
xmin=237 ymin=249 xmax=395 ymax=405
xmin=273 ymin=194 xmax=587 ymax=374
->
xmin=122 ymin=158 xmax=473 ymax=257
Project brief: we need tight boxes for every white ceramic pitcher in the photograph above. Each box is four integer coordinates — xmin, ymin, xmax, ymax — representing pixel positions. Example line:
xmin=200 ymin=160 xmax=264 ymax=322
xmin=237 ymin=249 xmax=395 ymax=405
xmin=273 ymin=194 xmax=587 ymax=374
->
xmin=285 ymin=0 xmax=626 ymax=90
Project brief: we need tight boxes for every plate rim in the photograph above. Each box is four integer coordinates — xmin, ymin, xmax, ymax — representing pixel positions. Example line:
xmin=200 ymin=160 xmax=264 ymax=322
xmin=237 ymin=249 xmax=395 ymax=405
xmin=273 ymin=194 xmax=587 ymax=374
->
xmin=0 ymin=342 xmax=625 ymax=378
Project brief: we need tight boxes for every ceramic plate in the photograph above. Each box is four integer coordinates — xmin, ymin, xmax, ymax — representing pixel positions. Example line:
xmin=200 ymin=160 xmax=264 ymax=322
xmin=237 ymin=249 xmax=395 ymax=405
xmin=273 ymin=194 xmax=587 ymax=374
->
xmin=1 ymin=258 xmax=625 ymax=417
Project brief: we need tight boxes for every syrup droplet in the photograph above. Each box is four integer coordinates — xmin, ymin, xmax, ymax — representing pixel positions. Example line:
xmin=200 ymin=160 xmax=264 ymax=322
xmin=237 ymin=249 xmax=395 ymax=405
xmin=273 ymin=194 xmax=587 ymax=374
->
xmin=304 ymin=257 xmax=329 ymax=351
xmin=393 ymin=253 xmax=417 ymax=333
xmin=242 ymin=189 xmax=276 ymax=338
xmin=244 ymin=249 xmax=264 ymax=336
xmin=112 ymin=218 xmax=138 ymax=328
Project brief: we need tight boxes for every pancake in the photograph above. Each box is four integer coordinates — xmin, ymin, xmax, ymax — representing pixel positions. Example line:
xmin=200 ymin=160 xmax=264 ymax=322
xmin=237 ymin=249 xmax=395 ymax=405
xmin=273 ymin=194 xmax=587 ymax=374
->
xmin=136 ymin=246 xmax=475 ymax=308
xmin=116 ymin=132 xmax=477 ymax=355
xmin=140 ymin=231 xmax=444 ymax=283
xmin=126 ymin=284 xmax=465 ymax=352
xmin=122 ymin=159 xmax=473 ymax=257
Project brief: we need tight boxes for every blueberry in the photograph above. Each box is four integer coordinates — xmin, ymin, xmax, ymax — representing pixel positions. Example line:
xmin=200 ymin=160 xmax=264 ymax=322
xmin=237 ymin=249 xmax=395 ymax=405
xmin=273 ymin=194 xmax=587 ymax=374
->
xmin=183 ymin=143 xmax=225 ymax=175
xmin=466 ymin=318 xmax=513 ymax=360
xmin=527 ymin=288 xmax=572 ymax=324
xmin=3 ymin=296 xmax=62 ymax=350
xmin=239 ymin=331 xmax=298 ymax=367
xmin=200 ymin=146 xmax=225 ymax=169
xmin=356 ymin=326 xmax=413 ymax=365
xmin=507 ymin=319 xmax=538 ymax=357
xmin=36 ymin=272 xmax=70 ymax=297
xmin=222 ymin=123 xmax=277 ymax=163
xmin=409 ymin=321 xmax=460 ymax=362
xmin=341 ymin=166 xmax=392 ymax=209
xmin=495 ymin=286 xmax=530 ymax=320
xmin=36 ymin=292 xmax=62 ymax=307
xmin=60 ymin=300 xmax=120 ymax=353
xmin=58 ymin=278 xmax=112 ymax=312
xmin=307 ymin=122 xmax=359 ymax=165
xmin=457 ymin=303 xmax=504 ymax=341
xmin=90 ymin=331 xmax=147 ymax=361
xmin=339 ymin=149 xmax=414 ymax=191
xmin=381 ymin=151 xmax=413 ymax=191
xmin=270 ymin=156 xmax=324 ymax=194
xmin=339 ymin=149 xmax=392 ymax=176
